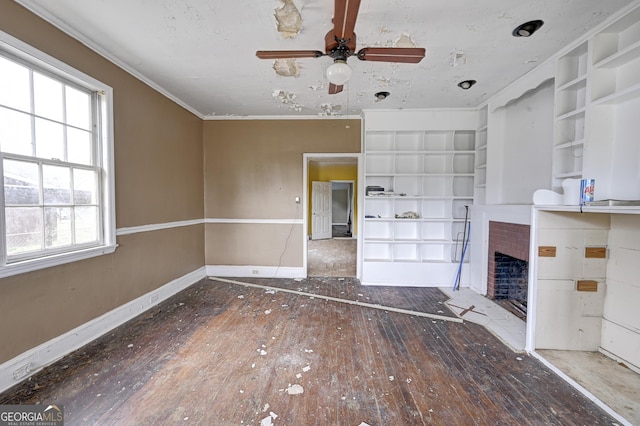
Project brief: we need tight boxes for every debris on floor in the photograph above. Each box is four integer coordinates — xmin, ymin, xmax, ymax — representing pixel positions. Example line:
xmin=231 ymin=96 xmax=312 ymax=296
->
xmin=260 ymin=411 xmax=278 ymax=426
xmin=285 ymin=384 xmax=304 ymax=395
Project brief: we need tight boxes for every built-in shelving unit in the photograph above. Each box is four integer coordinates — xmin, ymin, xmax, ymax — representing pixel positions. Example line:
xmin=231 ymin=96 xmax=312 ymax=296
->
xmin=552 ymin=4 xmax=640 ymax=200
xmin=362 ymin=110 xmax=477 ymax=286
xmin=474 ymin=106 xmax=488 ymax=204
xmin=552 ymin=41 xmax=588 ymax=190
xmin=586 ymin=5 xmax=640 ymax=201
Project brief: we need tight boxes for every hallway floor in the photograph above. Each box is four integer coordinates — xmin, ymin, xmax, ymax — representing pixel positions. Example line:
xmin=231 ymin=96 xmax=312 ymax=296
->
xmin=307 ymin=237 xmax=356 ymax=277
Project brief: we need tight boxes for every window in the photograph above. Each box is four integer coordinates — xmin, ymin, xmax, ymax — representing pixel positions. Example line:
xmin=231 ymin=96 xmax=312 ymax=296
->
xmin=0 ymin=31 xmax=115 ymax=277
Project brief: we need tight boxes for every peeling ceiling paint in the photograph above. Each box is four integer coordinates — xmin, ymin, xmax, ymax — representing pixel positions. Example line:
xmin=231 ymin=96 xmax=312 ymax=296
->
xmin=395 ymin=34 xmax=416 ymax=48
xmin=272 ymin=90 xmax=303 ymax=112
xmin=449 ymin=49 xmax=467 ymax=68
xmin=319 ymin=103 xmax=342 ymax=117
xmin=274 ymin=0 xmax=302 ymax=39
xmin=273 ymin=58 xmax=301 ymax=77
xmin=14 ymin=0 xmax=637 ymax=117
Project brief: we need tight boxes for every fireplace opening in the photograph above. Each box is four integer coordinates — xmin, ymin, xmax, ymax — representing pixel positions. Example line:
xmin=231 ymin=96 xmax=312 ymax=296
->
xmin=493 ymin=252 xmax=528 ymax=320
xmin=487 ymin=221 xmax=530 ymax=322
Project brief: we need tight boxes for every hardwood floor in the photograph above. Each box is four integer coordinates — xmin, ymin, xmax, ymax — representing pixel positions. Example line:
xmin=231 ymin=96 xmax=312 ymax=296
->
xmin=0 ymin=278 xmax=616 ymax=425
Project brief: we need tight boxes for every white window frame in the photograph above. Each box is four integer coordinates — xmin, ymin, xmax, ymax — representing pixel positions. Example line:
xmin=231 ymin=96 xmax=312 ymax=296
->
xmin=0 ymin=30 xmax=116 ymax=278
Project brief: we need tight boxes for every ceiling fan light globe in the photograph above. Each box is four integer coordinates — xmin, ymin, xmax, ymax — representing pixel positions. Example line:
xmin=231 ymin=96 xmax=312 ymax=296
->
xmin=326 ymin=61 xmax=352 ymax=86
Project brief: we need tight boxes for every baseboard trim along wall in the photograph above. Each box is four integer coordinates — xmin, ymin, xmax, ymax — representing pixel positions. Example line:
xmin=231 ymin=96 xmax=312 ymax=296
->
xmin=0 ymin=267 xmax=207 ymax=393
xmin=206 ymin=265 xmax=305 ymax=279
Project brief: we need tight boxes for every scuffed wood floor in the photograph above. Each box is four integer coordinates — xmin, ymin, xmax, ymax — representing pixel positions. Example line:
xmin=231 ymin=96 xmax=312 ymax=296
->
xmin=0 ymin=278 xmax=616 ymax=425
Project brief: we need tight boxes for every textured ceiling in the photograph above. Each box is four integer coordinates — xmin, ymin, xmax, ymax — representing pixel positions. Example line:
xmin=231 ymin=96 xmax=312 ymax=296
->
xmin=15 ymin=0 xmax=636 ymax=118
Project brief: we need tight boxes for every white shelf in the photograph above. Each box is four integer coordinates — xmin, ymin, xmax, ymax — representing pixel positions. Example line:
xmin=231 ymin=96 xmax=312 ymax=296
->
xmin=591 ymin=82 xmax=640 ymax=105
xmin=592 ymin=7 xmax=640 ymax=65
xmin=555 ymin=106 xmax=586 ymax=121
xmin=554 ymin=139 xmax=585 ymax=150
xmin=363 ymin=120 xmax=476 ymax=277
xmin=553 ymin=171 xmax=583 ymax=179
xmin=556 ymin=42 xmax=589 ymax=87
xmin=556 ymin=74 xmax=588 ymax=91
xmin=474 ymin=107 xmax=488 ymax=205
xmin=593 ymin=39 xmax=640 ymax=69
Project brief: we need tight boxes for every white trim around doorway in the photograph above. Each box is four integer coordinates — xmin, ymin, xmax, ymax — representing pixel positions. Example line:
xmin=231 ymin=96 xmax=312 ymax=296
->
xmin=302 ymin=153 xmax=363 ymax=279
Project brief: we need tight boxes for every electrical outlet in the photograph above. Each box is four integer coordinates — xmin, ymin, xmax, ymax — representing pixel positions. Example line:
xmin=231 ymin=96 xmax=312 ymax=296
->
xmin=13 ymin=363 xmax=33 ymax=380
xmin=252 ymin=270 xmax=259 ymax=275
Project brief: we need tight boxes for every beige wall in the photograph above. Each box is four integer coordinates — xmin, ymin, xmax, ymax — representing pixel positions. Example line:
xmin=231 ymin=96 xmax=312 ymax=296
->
xmin=203 ymin=119 xmax=361 ymax=266
xmin=0 ymin=1 xmax=204 ymax=363
xmin=0 ymin=2 xmax=361 ymax=365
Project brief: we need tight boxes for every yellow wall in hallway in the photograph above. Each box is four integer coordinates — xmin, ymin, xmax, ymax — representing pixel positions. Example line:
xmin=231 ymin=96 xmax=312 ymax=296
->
xmin=308 ymin=162 xmax=358 ymax=236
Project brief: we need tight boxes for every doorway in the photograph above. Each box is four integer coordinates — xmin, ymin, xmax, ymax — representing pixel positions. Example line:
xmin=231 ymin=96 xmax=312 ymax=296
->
xmin=304 ymin=154 xmax=360 ymax=278
xmin=331 ymin=181 xmax=354 ymax=238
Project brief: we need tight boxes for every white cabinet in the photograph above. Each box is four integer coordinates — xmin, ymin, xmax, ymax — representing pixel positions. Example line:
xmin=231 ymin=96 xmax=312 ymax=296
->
xmin=362 ymin=110 xmax=477 ymax=286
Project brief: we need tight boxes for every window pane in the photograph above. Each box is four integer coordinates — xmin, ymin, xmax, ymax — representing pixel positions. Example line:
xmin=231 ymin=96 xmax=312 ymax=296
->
xmin=35 ymin=117 xmax=64 ymax=160
xmin=33 ymin=72 xmax=63 ymax=122
xmin=0 ymin=107 xmax=32 ymax=156
xmin=73 ymin=168 xmax=97 ymax=204
xmin=65 ymin=86 xmax=91 ymax=130
xmin=75 ymin=205 xmax=98 ymax=244
xmin=67 ymin=127 xmax=92 ymax=165
xmin=5 ymin=206 xmax=43 ymax=255
xmin=0 ymin=56 xmax=31 ymax=112
xmin=45 ymin=206 xmax=72 ymax=248
xmin=3 ymin=159 xmax=40 ymax=205
xmin=43 ymin=164 xmax=71 ymax=205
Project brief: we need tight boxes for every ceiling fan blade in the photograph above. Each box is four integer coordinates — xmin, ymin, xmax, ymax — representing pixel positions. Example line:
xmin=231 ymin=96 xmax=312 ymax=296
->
xmin=333 ymin=0 xmax=362 ymax=40
xmin=328 ymin=83 xmax=343 ymax=95
xmin=256 ymin=50 xmax=324 ymax=59
xmin=357 ymin=47 xmax=426 ymax=63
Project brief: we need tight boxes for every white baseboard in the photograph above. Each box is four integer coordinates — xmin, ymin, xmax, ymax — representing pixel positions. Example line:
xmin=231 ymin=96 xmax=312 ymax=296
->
xmin=0 ymin=267 xmax=207 ymax=393
xmin=206 ymin=265 xmax=305 ymax=279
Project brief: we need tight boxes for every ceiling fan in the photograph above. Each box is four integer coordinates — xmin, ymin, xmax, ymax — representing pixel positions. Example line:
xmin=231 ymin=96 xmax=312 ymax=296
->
xmin=256 ymin=0 xmax=426 ymax=94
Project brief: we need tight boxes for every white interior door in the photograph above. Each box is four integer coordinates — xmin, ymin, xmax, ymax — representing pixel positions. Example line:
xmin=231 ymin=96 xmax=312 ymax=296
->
xmin=311 ymin=181 xmax=332 ymax=240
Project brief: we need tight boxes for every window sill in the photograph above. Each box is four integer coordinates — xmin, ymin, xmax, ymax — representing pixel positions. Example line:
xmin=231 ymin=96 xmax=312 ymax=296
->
xmin=0 ymin=244 xmax=118 ymax=279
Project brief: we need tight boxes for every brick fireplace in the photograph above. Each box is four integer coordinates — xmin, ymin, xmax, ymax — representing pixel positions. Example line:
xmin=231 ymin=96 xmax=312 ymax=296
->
xmin=487 ymin=221 xmax=531 ymax=304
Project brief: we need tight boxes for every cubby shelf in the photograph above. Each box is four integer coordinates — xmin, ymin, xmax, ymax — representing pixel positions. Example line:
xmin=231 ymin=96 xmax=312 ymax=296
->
xmin=363 ymin=127 xmax=475 ymax=269
xmin=591 ymin=83 xmax=640 ymax=105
